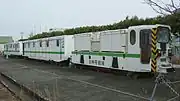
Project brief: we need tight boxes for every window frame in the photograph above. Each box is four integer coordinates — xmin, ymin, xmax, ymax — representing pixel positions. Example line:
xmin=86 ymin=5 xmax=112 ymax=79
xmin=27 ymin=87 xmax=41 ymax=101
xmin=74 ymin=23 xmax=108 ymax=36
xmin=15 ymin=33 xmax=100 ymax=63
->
xmin=46 ymin=40 xmax=49 ymax=47
xmin=40 ymin=41 xmax=42 ymax=47
xmin=130 ymin=30 xmax=136 ymax=45
xmin=33 ymin=42 xmax=35 ymax=47
xmin=140 ymin=29 xmax=151 ymax=48
xmin=56 ymin=39 xmax=59 ymax=47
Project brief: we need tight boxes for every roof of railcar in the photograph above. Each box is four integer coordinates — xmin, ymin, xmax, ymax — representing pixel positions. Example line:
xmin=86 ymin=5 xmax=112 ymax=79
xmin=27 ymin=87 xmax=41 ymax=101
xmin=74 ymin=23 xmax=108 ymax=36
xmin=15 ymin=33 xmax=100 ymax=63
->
xmin=128 ymin=24 xmax=171 ymax=30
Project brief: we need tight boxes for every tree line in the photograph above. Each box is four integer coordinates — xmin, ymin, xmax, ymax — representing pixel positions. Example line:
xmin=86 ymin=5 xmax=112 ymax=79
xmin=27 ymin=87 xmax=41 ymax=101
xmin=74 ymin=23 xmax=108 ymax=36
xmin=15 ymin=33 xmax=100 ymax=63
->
xmin=19 ymin=13 xmax=180 ymax=41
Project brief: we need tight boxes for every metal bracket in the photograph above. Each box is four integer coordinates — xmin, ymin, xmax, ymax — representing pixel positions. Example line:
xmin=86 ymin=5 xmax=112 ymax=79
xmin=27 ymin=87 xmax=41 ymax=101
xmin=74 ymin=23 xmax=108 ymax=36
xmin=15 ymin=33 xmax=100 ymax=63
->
xmin=150 ymin=73 xmax=180 ymax=101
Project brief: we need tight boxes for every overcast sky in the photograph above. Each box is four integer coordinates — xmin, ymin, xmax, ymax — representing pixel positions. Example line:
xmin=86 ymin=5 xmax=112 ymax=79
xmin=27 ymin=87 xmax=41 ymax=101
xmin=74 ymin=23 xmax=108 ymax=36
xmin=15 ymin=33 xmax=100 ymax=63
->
xmin=0 ymin=0 xmax=158 ymax=40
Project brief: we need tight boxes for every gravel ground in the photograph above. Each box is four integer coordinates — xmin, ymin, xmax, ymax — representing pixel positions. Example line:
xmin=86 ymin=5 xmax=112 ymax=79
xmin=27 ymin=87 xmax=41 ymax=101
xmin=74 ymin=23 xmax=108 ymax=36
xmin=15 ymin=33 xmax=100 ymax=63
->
xmin=0 ymin=83 xmax=18 ymax=101
xmin=0 ymin=56 xmax=180 ymax=101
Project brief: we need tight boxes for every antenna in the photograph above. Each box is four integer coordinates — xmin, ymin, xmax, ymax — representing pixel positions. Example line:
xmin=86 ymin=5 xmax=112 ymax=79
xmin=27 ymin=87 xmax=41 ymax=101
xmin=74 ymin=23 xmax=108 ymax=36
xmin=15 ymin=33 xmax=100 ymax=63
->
xmin=20 ymin=32 xmax=24 ymax=39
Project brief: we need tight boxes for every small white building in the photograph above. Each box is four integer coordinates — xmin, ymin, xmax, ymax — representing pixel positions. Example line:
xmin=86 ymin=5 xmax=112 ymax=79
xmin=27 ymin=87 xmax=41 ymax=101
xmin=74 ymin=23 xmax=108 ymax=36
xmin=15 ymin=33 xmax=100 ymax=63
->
xmin=0 ymin=36 xmax=13 ymax=54
xmin=49 ymin=28 xmax=66 ymax=32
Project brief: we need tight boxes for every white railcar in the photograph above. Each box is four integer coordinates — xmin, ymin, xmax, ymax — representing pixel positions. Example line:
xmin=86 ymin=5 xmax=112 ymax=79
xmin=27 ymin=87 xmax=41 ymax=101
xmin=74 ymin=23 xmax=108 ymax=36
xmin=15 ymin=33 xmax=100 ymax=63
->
xmin=170 ymin=35 xmax=180 ymax=67
xmin=23 ymin=35 xmax=74 ymax=63
xmin=71 ymin=25 xmax=175 ymax=76
xmin=3 ymin=41 xmax=23 ymax=56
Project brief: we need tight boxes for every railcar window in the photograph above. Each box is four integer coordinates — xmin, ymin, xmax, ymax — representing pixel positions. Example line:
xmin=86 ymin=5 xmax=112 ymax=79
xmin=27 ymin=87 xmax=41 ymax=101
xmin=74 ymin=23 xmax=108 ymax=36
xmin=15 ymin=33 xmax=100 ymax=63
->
xmin=33 ymin=42 xmax=35 ymax=47
xmin=28 ymin=42 xmax=30 ymax=48
xmin=17 ymin=44 xmax=19 ymax=48
xmin=140 ymin=29 xmax=151 ymax=64
xmin=130 ymin=30 xmax=136 ymax=45
xmin=40 ymin=41 xmax=42 ymax=47
xmin=46 ymin=40 xmax=49 ymax=47
xmin=140 ymin=29 xmax=151 ymax=48
xmin=56 ymin=39 xmax=59 ymax=47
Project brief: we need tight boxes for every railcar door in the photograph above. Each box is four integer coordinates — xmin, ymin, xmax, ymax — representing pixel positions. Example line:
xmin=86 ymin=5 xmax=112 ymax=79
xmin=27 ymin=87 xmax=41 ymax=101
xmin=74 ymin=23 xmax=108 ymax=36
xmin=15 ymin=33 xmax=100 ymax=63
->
xmin=140 ymin=29 xmax=151 ymax=64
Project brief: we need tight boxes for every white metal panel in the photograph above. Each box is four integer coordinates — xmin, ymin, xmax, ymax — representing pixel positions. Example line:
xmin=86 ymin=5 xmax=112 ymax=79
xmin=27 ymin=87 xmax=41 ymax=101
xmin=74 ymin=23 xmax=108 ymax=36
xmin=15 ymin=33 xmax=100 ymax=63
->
xmin=27 ymin=42 xmax=30 ymax=57
xmin=3 ymin=41 xmax=22 ymax=56
xmin=126 ymin=58 xmax=151 ymax=72
xmin=91 ymin=41 xmax=100 ymax=51
xmin=40 ymin=40 xmax=44 ymax=60
xmin=51 ymin=39 xmax=58 ymax=61
xmin=37 ymin=40 xmax=40 ymax=59
xmin=32 ymin=41 xmax=37 ymax=59
xmin=91 ymin=32 xmax=100 ymax=41
xmin=100 ymin=30 xmax=127 ymax=52
xmin=46 ymin=38 xmax=50 ymax=61
xmin=19 ymin=42 xmax=23 ymax=56
xmin=111 ymin=33 xmax=126 ymax=52
xmin=0 ymin=44 xmax=4 ymax=53
xmin=127 ymin=27 xmax=140 ymax=54
xmin=100 ymin=32 xmax=112 ymax=51
xmin=49 ymin=39 xmax=54 ymax=61
xmin=24 ymin=42 xmax=28 ymax=57
xmin=91 ymin=32 xmax=100 ymax=51
xmin=74 ymin=33 xmax=91 ymax=51
xmin=32 ymin=41 xmax=36 ymax=58
xmin=49 ymin=36 xmax=62 ymax=62
xmin=39 ymin=40 xmax=46 ymax=60
xmin=71 ymin=54 xmax=80 ymax=64
xmin=29 ymin=42 xmax=32 ymax=58
xmin=64 ymin=35 xmax=74 ymax=60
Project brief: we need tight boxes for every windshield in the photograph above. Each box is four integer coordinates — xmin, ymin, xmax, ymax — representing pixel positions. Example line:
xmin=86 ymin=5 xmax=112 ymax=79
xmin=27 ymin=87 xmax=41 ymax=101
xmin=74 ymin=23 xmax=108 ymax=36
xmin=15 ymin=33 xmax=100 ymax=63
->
xmin=157 ymin=27 xmax=170 ymax=43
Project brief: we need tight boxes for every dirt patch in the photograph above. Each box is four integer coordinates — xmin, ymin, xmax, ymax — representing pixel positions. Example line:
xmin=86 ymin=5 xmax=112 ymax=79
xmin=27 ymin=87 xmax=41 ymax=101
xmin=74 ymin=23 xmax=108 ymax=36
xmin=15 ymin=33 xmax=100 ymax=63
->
xmin=0 ymin=83 xmax=18 ymax=101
